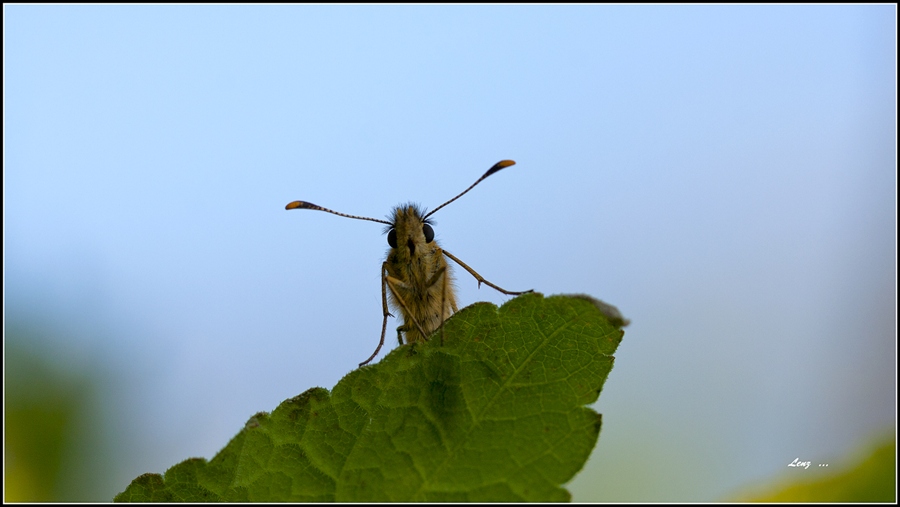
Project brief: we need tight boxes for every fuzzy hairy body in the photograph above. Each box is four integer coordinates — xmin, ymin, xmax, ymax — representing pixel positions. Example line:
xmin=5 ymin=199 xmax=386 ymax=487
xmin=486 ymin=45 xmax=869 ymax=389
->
xmin=286 ymin=159 xmax=527 ymax=366
xmin=384 ymin=204 xmax=458 ymax=344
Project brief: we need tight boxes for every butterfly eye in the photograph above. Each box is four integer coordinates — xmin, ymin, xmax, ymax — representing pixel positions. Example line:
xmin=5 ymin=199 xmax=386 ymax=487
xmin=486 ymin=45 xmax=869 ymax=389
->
xmin=423 ymin=224 xmax=435 ymax=243
xmin=387 ymin=229 xmax=397 ymax=248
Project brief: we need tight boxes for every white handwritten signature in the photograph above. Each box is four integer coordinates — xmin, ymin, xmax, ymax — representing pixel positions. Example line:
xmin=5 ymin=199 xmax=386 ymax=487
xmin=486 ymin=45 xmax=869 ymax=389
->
xmin=788 ymin=458 xmax=828 ymax=469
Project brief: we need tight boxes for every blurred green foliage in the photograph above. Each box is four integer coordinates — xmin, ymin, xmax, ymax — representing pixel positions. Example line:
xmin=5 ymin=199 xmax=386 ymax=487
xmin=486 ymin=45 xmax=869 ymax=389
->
xmin=4 ymin=326 xmax=114 ymax=502
xmin=731 ymin=434 xmax=896 ymax=502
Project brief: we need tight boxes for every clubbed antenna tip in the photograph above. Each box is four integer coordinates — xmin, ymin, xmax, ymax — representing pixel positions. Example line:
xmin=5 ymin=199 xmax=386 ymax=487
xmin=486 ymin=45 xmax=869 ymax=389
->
xmin=285 ymin=200 xmax=391 ymax=225
xmin=424 ymin=159 xmax=516 ymax=219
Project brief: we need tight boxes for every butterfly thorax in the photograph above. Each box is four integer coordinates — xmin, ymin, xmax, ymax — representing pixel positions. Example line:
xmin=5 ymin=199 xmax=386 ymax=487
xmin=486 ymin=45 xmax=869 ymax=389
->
xmin=384 ymin=204 xmax=457 ymax=343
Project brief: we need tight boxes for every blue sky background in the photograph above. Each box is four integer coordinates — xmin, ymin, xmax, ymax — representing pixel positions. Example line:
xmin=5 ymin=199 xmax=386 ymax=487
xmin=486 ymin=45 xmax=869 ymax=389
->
xmin=4 ymin=5 xmax=896 ymax=501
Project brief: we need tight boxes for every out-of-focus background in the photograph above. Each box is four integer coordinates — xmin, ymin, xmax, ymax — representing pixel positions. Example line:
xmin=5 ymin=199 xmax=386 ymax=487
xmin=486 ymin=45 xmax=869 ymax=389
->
xmin=4 ymin=5 xmax=895 ymax=502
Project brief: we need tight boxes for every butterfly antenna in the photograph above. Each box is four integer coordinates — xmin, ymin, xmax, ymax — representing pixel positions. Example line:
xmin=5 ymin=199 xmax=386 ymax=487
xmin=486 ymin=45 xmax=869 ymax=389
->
xmin=285 ymin=201 xmax=392 ymax=225
xmin=424 ymin=160 xmax=515 ymax=219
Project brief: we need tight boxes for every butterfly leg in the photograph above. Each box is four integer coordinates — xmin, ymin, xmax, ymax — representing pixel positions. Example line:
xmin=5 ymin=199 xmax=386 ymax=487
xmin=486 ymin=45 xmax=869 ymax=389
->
xmin=441 ymin=249 xmax=533 ymax=295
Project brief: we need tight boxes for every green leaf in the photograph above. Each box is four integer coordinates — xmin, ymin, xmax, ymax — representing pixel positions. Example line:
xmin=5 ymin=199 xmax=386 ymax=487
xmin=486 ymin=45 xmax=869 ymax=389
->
xmin=115 ymin=292 xmax=625 ymax=502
